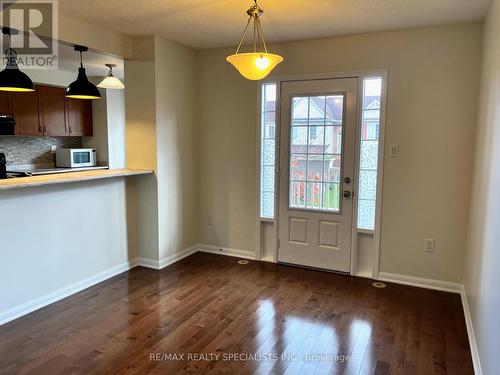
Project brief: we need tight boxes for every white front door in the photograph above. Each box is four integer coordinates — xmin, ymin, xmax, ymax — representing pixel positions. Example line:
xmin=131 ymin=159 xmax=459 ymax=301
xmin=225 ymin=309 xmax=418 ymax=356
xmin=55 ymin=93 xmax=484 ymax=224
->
xmin=278 ymin=78 xmax=358 ymax=272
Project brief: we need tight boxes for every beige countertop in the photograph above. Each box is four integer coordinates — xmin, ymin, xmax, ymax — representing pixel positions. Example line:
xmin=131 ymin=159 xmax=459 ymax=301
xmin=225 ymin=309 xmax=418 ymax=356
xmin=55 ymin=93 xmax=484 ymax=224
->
xmin=0 ymin=168 xmax=154 ymax=191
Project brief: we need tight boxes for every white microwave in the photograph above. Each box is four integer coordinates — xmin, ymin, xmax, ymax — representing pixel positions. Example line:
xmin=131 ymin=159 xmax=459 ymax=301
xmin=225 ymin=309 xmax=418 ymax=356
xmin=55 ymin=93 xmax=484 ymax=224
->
xmin=56 ymin=148 xmax=97 ymax=168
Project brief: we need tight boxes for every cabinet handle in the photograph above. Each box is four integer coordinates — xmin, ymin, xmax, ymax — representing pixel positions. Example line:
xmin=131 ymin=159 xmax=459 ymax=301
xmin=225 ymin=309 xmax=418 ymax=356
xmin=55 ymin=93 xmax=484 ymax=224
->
xmin=69 ymin=126 xmax=72 ymax=133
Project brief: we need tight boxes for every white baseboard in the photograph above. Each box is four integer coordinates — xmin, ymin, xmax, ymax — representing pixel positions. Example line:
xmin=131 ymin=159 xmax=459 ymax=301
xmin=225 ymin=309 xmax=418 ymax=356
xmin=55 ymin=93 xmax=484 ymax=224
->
xmin=159 ymin=245 xmax=199 ymax=269
xmin=260 ymin=256 xmax=276 ymax=263
xmin=136 ymin=246 xmax=198 ymax=270
xmin=197 ymin=244 xmax=256 ymax=260
xmin=377 ymin=272 xmax=462 ymax=293
xmin=0 ymin=244 xmax=248 ymax=326
xmin=135 ymin=257 xmax=159 ymax=269
xmin=0 ymin=259 xmax=137 ymax=326
xmin=354 ymin=271 xmax=373 ymax=279
xmin=460 ymin=286 xmax=482 ymax=375
xmin=135 ymin=245 xmax=198 ymax=270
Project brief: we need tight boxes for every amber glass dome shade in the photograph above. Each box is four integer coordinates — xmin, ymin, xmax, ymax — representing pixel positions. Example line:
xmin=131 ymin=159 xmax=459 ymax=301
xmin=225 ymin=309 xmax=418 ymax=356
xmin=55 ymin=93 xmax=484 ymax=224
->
xmin=226 ymin=53 xmax=283 ymax=81
xmin=226 ymin=1 xmax=283 ymax=80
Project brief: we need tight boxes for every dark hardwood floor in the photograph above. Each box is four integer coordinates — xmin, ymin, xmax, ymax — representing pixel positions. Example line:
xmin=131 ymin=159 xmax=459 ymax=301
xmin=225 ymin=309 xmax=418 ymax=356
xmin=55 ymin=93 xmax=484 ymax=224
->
xmin=0 ymin=253 xmax=473 ymax=375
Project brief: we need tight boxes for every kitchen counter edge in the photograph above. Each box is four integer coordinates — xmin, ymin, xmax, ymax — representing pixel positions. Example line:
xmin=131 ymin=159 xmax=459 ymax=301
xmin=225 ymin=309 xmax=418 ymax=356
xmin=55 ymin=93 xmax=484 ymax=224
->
xmin=0 ymin=168 xmax=154 ymax=191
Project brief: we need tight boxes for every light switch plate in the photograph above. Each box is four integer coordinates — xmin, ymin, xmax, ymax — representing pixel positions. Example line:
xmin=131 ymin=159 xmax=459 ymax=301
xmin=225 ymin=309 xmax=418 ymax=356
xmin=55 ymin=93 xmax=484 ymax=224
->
xmin=389 ymin=144 xmax=399 ymax=158
xmin=207 ymin=215 xmax=215 ymax=225
xmin=424 ymin=238 xmax=435 ymax=253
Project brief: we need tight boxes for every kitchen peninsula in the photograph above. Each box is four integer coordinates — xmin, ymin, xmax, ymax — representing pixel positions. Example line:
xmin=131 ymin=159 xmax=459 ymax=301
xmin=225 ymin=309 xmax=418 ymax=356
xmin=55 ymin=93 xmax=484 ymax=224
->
xmin=0 ymin=42 xmax=158 ymax=328
xmin=0 ymin=168 xmax=152 ymax=191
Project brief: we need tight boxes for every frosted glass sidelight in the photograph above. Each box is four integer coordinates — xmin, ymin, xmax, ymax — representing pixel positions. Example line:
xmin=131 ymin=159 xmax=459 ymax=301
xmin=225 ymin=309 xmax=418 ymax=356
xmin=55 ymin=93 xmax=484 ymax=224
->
xmin=357 ymin=78 xmax=382 ymax=230
xmin=260 ymin=83 xmax=277 ymax=219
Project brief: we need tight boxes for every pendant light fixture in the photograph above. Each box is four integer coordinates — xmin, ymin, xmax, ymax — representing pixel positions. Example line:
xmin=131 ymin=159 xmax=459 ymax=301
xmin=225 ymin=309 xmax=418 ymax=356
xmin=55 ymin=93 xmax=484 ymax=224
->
xmin=226 ymin=0 xmax=283 ymax=80
xmin=66 ymin=45 xmax=101 ymax=99
xmin=0 ymin=27 xmax=34 ymax=92
xmin=97 ymin=64 xmax=124 ymax=89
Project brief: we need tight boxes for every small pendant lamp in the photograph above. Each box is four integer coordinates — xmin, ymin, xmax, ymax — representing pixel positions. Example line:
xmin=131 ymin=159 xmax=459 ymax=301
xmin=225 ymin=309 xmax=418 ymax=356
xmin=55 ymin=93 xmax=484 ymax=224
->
xmin=0 ymin=27 xmax=35 ymax=92
xmin=97 ymin=64 xmax=124 ymax=89
xmin=226 ymin=0 xmax=283 ymax=80
xmin=66 ymin=45 xmax=101 ymax=99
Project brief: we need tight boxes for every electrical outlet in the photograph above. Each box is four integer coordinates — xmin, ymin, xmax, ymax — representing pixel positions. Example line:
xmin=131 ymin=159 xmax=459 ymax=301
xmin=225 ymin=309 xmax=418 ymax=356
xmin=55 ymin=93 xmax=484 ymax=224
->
xmin=389 ymin=144 xmax=399 ymax=158
xmin=50 ymin=145 xmax=57 ymax=153
xmin=424 ymin=238 xmax=435 ymax=253
xmin=207 ymin=215 xmax=215 ymax=225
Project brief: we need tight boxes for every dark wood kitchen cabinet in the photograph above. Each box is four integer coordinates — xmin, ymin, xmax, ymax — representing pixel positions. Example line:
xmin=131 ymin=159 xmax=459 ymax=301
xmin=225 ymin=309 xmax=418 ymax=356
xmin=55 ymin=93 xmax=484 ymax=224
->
xmin=37 ymin=85 xmax=67 ymax=136
xmin=8 ymin=84 xmax=93 ymax=137
xmin=12 ymin=89 xmax=42 ymax=136
xmin=0 ymin=92 xmax=12 ymax=114
xmin=65 ymin=98 xmax=93 ymax=136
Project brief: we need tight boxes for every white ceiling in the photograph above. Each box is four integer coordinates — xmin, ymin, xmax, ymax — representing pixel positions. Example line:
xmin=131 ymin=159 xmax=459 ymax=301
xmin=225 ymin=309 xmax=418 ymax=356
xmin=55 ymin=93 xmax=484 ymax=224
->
xmin=59 ymin=0 xmax=492 ymax=50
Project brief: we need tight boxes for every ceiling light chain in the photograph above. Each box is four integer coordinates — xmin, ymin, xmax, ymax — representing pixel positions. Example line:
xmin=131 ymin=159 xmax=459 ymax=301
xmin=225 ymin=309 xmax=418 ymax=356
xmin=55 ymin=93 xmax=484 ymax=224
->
xmin=253 ymin=13 xmax=257 ymax=52
xmin=235 ymin=17 xmax=252 ymax=54
xmin=257 ymin=18 xmax=268 ymax=53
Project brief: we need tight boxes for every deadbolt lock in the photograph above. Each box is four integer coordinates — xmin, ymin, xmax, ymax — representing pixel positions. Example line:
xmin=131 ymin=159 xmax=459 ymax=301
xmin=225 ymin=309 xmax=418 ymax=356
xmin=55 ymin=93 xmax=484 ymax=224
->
xmin=344 ymin=176 xmax=351 ymax=184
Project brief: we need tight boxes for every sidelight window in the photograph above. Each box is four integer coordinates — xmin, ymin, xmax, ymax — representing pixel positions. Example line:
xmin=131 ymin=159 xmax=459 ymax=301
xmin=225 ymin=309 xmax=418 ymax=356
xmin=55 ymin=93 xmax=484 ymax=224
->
xmin=260 ymin=83 xmax=277 ymax=219
xmin=357 ymin=77 xmax=382 ymax=230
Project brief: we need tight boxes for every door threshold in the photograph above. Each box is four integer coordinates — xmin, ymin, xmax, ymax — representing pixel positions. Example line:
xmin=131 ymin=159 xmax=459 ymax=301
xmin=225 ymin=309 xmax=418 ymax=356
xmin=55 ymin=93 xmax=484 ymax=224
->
xmin=277 ymin=261 xmax=350 ymax=276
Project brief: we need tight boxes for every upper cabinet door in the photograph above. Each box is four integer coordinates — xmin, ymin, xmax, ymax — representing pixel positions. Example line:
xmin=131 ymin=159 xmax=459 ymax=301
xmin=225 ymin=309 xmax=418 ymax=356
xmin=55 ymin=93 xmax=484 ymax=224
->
xmin=66 ymin=98 xmax=93 ymax=136
xmin=12 ymin=89 xmax=42 ymax=136
xmin=37 ymin=85 xmax=67 ymax=136
xmin=0 ymin=92 xmax=13 ymax=114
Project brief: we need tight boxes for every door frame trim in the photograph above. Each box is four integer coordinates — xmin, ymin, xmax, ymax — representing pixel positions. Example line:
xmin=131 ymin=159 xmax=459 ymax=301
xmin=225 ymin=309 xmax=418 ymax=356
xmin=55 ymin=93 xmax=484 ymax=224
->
xmin=255 ymin=69 xmax=388 ymax=279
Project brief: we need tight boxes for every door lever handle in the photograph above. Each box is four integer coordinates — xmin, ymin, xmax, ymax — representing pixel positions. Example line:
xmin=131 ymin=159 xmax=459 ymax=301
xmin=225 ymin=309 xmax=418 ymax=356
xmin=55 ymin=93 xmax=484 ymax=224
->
xmin=343 ymin=190 xmax=351 ymax=198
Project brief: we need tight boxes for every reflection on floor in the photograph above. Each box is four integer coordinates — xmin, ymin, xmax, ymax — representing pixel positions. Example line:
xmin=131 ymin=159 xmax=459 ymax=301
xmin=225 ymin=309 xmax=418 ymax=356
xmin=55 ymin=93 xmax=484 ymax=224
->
xmin=0 ymin=252 xmax=473 ymax=374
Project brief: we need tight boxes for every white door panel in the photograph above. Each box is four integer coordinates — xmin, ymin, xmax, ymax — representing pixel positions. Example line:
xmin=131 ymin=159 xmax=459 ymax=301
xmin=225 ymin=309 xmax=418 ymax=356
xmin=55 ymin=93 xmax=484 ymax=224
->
xmin=278 ymin=78 xmax=358 ymax=272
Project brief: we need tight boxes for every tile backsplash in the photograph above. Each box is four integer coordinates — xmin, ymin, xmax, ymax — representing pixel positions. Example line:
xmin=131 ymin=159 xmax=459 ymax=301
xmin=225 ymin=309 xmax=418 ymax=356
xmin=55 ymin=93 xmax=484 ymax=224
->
xmin=0 ymin=136 xmax=81 ymax=166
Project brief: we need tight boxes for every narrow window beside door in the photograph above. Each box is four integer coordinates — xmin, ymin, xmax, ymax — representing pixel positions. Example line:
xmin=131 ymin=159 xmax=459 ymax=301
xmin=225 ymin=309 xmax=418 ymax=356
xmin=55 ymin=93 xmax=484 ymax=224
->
xmin=357 ymin=77 xmax=382 ymax=230
xmin=260 ymin=83 xmax=277 ymax=219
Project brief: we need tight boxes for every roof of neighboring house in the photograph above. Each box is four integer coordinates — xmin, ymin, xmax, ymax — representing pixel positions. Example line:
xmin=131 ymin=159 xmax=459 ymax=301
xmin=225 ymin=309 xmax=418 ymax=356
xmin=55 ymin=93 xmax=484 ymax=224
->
xmin=263 ymin=95 xmax=380 ymax=124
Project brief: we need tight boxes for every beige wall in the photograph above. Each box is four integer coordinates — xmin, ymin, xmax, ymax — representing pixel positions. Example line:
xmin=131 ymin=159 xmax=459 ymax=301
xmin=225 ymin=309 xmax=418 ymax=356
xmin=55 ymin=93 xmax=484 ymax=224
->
xmin=197 ymin=23 xmax=482 ymax=282
xmin=197 ymin=50 xmax=258 ymax=251
xmin=125 ymin=60 xmax=157 ymax=171
xmin=124 ymin=36 xmax=199 ymax=263
xmin=154 ymin=37 xmax=199 ymax=258
xmin=124 ymin=57 xmax=159 ymax=261
xmin=464 ymin=1 xmax=500 ymax=374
